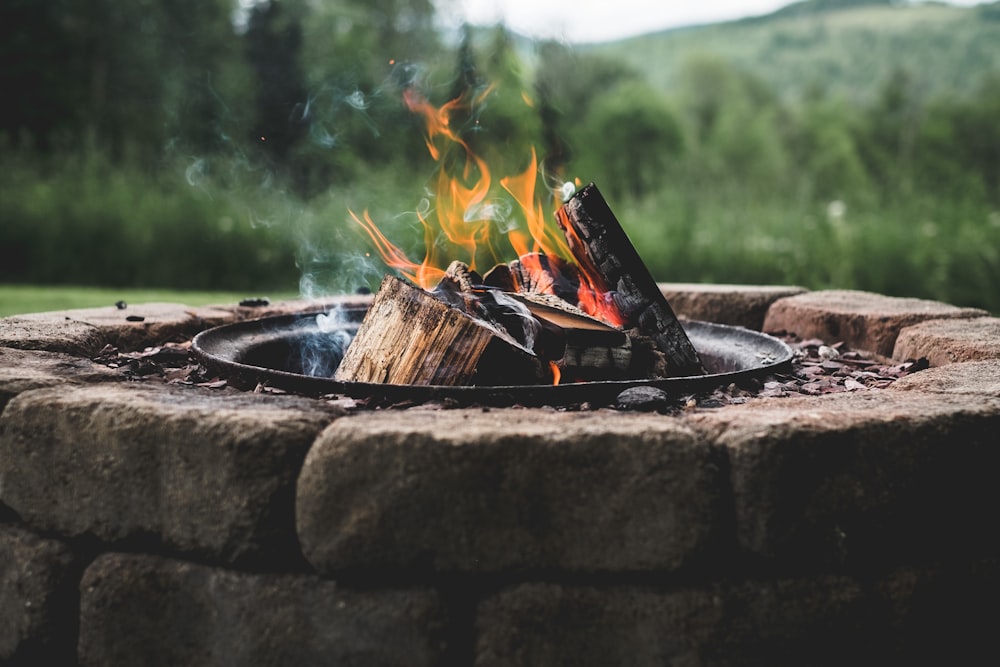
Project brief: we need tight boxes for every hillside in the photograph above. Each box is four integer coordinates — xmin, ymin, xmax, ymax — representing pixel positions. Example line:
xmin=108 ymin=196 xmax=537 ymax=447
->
xmin=584 ymin=1 xmax=1000 ymax=103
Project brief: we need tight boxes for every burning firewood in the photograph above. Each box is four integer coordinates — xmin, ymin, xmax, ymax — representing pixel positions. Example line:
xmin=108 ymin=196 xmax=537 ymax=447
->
xmin=333 ymin=274 xmax=544 ymax=386
xmin=556 ymin=183 xmax=706 ymax=377
xmin=337 ymin=181 xmax=703 ymax=386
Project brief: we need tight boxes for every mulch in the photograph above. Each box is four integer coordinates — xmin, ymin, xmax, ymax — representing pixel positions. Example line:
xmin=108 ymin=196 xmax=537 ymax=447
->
xmin=91 ymin=332 xmax=930 ymax=412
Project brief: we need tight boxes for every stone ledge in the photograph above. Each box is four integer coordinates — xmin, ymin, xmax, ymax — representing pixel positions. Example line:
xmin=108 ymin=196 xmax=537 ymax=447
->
xmin=686 ymin=391 xmax=1000 ymax=567
xmin=0 ymin=315 xmax=106 ymax=357
xmin=0 ymin=347 xmax=120 ymax=414
xmin=762 ymin=290 xmax=988 ymax=357
xmin=0 ymin=383 xmax=342 ymax=568
xmin=78 ymin=552 xmax=447 ymax=667
xmin=474 ymin=562 xmax=1000 ymax=666
xmin=893 ymin=317 xmax=1000 ymax=366
xmin=297 ymin=409 xmax=725 ymax=574
xmin=1 ymin=302 xmax=235 ymax=354
xmin=659 ymin=283 xmax=807 ymax=330
xmin=0 ymin=524 xmax=77 ymax=664
xmin=888 ymin=359 xmax=1000 ymax=396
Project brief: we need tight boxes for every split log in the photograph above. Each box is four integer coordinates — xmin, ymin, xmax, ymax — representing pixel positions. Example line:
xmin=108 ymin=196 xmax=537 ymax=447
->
xmin=507 ymin=292 xmax=634 ymax=381
xmin=334 ymin=275 xmax=542 ymax=386
xmin=556 ymin=183 xmax=706 ymax=377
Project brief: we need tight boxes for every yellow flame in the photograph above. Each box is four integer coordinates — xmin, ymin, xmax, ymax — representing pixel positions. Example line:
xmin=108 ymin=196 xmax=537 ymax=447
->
xmin=350 ymin=85 xmax=625 ymax=328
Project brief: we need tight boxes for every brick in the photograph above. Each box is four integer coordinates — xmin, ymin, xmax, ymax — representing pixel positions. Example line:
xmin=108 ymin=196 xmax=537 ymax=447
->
xmin=659 ymin=283 xmax=807 ymax=330
xmin=893 ymin=317 xmax=1000 ymax=366
xmin=475 ymin=576 xmax=881 ymax=666
xmin=0 ymin=347 xmax=119 ymax=414
xmin=2 ymin=302 xmax=235 ymax=354
xmin=686 ymin=391 xmax=1000 ymax=568
xmin=888 ymin=359 xmax=1000 ymax=396
xmin=79 ymin=553 xmax=446 ymax=667
xmin=761 ymin=290 xmax=987 ymax=356
xmin=0 ymin=524 xmax=77 ymax=664
xmin=0 ymin=383 xmax=341 ymax=567
xmin=297 ymin=409 xmax=726 ymax=573
xmin=0 ymin=315 xmax=105 ymax=357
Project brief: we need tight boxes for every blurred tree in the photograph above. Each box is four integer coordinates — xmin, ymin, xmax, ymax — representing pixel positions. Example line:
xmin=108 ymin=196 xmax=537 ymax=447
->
xmin=0 ymin=0 xmax=84 ymax=150
xmin=676 ymin=54 xmax=789 ymax=188
xmin=283 ymin=0 xmax=443 ymax=194
xmin=0 ymin=0 xmax=242 ymax=161
xmin=245 ymin=0 xmax=308 ymax=164
xmin=533 ymin=41 xmax=644 ymax=183
xmin=915 ymin=74 xmax=1000 ymax=205
xmin=857 ymin=68 xmax=925 ymax=197
xmin=788 ymin=96 xmax=870 ymax=200
xmin=576 ymin=80 xmax=685 ymax=200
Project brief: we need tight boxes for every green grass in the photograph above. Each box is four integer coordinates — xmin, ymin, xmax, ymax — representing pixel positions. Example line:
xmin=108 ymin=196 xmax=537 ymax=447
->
xmin=0 ymin=285 xmax=297 ymax=318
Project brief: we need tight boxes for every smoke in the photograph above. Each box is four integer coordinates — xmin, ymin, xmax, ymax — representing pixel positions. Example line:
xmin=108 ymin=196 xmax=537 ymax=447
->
xmin=491 ymin=290 xmax=540 ymax=351
xmin=297 ymin=304 xmax=355 ymax=378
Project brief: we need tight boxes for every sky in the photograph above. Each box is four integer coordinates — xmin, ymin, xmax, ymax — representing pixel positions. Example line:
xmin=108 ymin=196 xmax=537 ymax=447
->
xmin=439 ymin=0 xmax=990 ymax=43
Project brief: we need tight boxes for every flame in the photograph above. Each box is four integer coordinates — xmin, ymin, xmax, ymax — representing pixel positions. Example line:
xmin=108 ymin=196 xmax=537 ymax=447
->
xmin=549 ymin=361 xmax=561 ymax=385
xmin=350 ymin=85 xmax=626 ymax=329
xmin=555 ymin=207 xmax=627 ymax=328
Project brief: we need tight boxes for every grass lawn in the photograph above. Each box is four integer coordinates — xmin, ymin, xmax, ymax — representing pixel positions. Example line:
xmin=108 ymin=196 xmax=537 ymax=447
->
xmin=0 ymin=285 xmax=298 ymax=318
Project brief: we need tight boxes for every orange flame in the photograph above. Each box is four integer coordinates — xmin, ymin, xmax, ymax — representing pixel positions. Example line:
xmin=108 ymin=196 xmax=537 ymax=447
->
xmin=350 ymin=85 xmax=625 ymax=329
xmin=549 ymin=361 xmax=561 ymax=385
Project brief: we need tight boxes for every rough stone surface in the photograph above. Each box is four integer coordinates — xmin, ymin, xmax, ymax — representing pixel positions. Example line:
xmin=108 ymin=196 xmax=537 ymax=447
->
xmin=761 ymin=290 xmax=988 ymax=357
xmin=660 ymin=283 xmax=807 ymax=330
xmin=686 ymin=391 xmax=1000 ymax=567
xmin=879 ymin=560 xmax=1000 ymax=665
xmin=475 ymin=576 xmax=881 ymax=666
xmin=0 ymin=383 xmax=342 ymax=567
xmin=0 ymin=315 xmax=106 ymax=357
xmin=892 ymin=316 xmax=1000 ymax=366
xmin=2 ymin=302 xmax=235 ymax=354
xmin=888 ymin=359 xmax=1000 ymax=396
xmin=78 ymin=552 xmax=446 ymax=667
xmin=0 ymin=524 xmax=77 ymax=665
xmin=0 ymin=346 xmax=120 ymax=413
xmin=297 ymin=409 xmax=726 ymax=574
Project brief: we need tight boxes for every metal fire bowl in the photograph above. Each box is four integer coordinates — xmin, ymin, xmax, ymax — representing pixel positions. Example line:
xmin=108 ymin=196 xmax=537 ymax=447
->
xmin=191 ymin=307 xmax=793 ymax=407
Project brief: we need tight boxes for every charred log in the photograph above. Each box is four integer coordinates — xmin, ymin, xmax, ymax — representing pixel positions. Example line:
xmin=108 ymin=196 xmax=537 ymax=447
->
xmin=555 ymin=183 xmax=706 ymax=377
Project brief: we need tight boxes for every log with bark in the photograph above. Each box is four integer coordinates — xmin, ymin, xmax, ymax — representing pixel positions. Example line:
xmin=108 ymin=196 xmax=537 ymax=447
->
xmin=333 ymin=274 xmax=544 ymax=386
xmin=335 ymin=181 xmax=704 ymax=386
xmin=555 ymin=183 xmax=706 ymax=377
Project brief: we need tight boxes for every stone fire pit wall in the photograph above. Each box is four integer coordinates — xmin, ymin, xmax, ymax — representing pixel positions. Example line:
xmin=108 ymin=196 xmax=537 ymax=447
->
xmin=2 ymin=287 xmax=1000 ymax=666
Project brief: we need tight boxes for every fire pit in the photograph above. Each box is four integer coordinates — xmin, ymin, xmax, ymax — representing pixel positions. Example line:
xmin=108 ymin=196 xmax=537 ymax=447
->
xmin=191 ymin=306 xmax=792 ymax=407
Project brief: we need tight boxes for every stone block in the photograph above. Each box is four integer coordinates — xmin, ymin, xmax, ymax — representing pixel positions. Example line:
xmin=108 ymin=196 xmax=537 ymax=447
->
xmin=297 ymin=409 xmax=726 ymax=574
xmin=0 ymin=347 xmax=119 ymax=413
xmin=0 ymin=315 xmax=106 ymax=357
xmin=878 ymin=560 xmax=1000 ymax=664
xmin=659 ymin=283 xmax=807 ymax=330
xmin=888 ymin=359 xmax=1000 ymax=396
xmin=78 ymin=552 xmax=446 ymax=667
xmin=761 ymin=290 xmax=987 ymax=356
xmin=0 ymin=524 xmax=77 ymax=664
xmin=475 ymin=576 xmax=881 ymax=666
xmin=893 ymin=317 xmax=1000 ymax=366
xmin=686 ymin=391 xmax=1000 ymax=568
xmin=0 ymin=383 xmax=341 ymax=567
xmin=2 ymin=302 xmax=234 ymax=354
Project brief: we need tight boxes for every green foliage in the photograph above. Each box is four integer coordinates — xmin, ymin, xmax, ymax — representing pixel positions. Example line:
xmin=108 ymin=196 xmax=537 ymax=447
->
xmin=575 ymin=81 xmax=685 ymax=200
xmin=591 ymin=2 xmax=1000 ymax=104
xmin=0 ymin=148 xmax=299 ymax=291
xmin=2 ymin=0 xmax=999 ymax=316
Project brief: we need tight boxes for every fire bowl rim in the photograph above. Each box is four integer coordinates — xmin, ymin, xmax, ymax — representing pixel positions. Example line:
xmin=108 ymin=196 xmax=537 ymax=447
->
xmin=191 ymin=310 xmax=793 ymax=407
